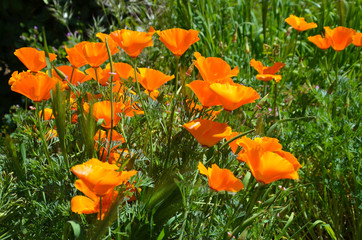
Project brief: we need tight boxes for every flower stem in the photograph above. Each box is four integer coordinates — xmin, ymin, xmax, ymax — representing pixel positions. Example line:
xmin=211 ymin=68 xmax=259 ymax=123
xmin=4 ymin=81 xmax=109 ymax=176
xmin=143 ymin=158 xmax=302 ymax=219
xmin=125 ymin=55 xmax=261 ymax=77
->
xmin=35 ymin=102 xmax=53 ymax=167
xmin=105 ymin=37 xmax=114 ymax=162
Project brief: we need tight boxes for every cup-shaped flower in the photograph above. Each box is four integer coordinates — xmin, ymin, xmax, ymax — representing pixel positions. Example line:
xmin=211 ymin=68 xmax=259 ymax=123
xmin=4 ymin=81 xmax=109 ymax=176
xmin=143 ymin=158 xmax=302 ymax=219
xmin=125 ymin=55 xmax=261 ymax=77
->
xmin=134 ymin=68 xmax=174 ymax=92
xmin=110 ymin=62 xmax=134 ymax=81
xmin=307 ymin=35 xmax=331 ymax=50
xmin=157 ymin=28 xmax=200 ymax=56
xmin=52 ymin=65 xmax=92 ymax=89
xmin=285 ymin=15 xmax=317 ymax=31
xmin=85 ymin=67 xmax=113 ymax=86
xmin=123 ymin=100 xmax=144 ymax=117
xmin=110 ymin=26 xmax=156 ymax=58
xmin=186 ymin=80 xmax=222 ymax=108
xmin=11 ymin=72 xmax=59 ymax=102
xmin=250 ymin=59 xmax=285 ymax=82
xmin=237 ymin=136 xmax=301 ymax=184
xmin=94 ymin=129 xmax=125 ymax=148
xmin=194 ymin=52 xmax=238 ymax=83
xmin=209 ymin=82 xmax=260 ymax=111
xmin=79 ymin=41 xmax=109 ymax=68
xmin=71 ymin=179 xmax=118 ymax=220
xmin=71 ymin=158 xmax=137 ymax=196
xmin=14 ymin=47 xmax=57 ymax=72
xmin=324 ymin=26 xmax=356 ymax=51
xmin=65 ymin=42 xmax=88 ymax=68
xmin=183 ymin=119 xmax=232 ymax=147
xmin=198 ymin=162 xmax=243 ymax=192
xmin=39 ymin=108 xmax=54 ymax=120
xmin=84 ymin=101 xmax=125 ymax=128
xmin=352 ymin=32 xmax=362 ymax=47
xmin=96 ymin=32 xmax=120 ymax=55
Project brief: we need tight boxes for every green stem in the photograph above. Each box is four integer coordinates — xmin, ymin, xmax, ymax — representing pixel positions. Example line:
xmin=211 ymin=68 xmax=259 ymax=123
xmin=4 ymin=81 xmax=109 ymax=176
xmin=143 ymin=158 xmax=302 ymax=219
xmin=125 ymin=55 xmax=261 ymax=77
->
xmin=291 ymin=31 xmax=300 ymax=64
xmin=35 ymin=102 xmax=53 ymax=166
xmin=105 ymin=37 xmax=115 ymax=162
xmin=273 ymin=82 xmax=278 ymax=122
xmin=166 ymin=56 xmax=180 ymax=163
xmin=205 ymin=193 xmax=219 ymax=237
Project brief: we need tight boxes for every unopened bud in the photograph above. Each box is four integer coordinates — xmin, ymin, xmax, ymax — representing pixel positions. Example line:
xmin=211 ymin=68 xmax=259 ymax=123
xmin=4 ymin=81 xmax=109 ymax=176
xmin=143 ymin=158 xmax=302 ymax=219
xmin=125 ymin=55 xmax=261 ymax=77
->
xmin=186 ymin=62 xmax=195 ymax=76
xmin=232 ymin=26 xmax=238 ymax=43
xmin=245 ymin=36 xmax=250 ymax=54
xmin=286 ymin=27 xmax=293 ymax=36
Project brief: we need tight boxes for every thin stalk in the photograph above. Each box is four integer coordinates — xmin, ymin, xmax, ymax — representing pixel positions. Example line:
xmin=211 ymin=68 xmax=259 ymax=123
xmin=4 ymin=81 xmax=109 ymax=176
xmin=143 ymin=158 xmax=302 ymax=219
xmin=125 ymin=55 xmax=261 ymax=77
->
xmin=132 ymin=60 xmax=154 ymax=165
xmin=205 ymin=193 xmax=219 ymax=237
xmin=328 ymin=52 xmax=339 ymax=94
xmin=105 ymin=37 xmax=115 ymax=162
xmin=291 ymin=31 xmax=300 ymax=64
xmin=166 ymin=56 xmax=180 ymax=163
xmin=273 ymin=82 xmax=278 ymax=122
xmin=99 ymin=196 xmax=102 ymax=221
xmin=35 ymin=102 xmax=53 ymax=166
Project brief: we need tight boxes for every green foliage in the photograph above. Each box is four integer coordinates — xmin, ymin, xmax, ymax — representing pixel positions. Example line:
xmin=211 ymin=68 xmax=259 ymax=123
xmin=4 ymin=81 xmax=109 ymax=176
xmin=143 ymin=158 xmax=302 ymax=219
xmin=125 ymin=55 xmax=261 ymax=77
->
xmin=1 ymin=0 xmax=361 ymax=239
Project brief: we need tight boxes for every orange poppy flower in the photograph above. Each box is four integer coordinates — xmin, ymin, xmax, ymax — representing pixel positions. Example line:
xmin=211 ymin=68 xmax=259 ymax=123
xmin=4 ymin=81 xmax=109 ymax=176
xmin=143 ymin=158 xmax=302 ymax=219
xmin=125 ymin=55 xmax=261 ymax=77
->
xmin=84 ymin=101 xmax=125 ymax=129
xmin=250 ymin=59 xmax=285 ymax=82
xmin=78 ymin=41 xmax=109 ymax=68
xmin=109 ymin=62 xmax=134 ymax=81
xmin=65 ymin=42 xmax=88 ymax=68
xmin=71 ymin=158 xmax=137 ymax=197
xmin=52 ymin=65 xmax=92 ymax=88
xmin=110 ymin=26 xmax=156 ymax=58
xmin=123 ymin=100 xmax=144 ymax=117
xmin=307 ymin=35 xmax=331 ymax=50
xmin=157 ymin=28 xmax=200 ymax=56
xmin=352 ymin=32 xmax=362 ymax=47
xmin=85 ymin=67 xmax=113 ymax=86
xmin=39 ymin=108 xmax=55 ymax=120
xmin=285 ymin=15 xmax=317 ymax=31
xmin=183 ymin=119 xmax=232 ymax=147
xmin=45 ymin=129 xmax=58 ymax=140
xmin=14 ymin=47 xmax=57 ymax=72
xmin=209 ymin=82 xmax=260 ymax=111
xmin=71 ymin=179 xmax=118 ymax=220
xmin=96 ymin=32 xmax=120 ymax=55
xmin=144 ymin=89 xmax=159 ymax=100
xmin=8 ymin=71 xmax=21 ymax=86
xmin=186 ymin=80 xmax=222 ymax=108
xmin=94 ymin=129 xmax=125 ymax=148
xmin=134 ymin=68 xmax=174 ymax=92
xmin=324 ymin=26 xmax=356 ymax=51
xmin=194 ymin=52 xmax=238 ymax=83
xmin=198 ymin=162 xmax=243 ymax=192
xmin=237 ymin=136 xmax=301 ymax=184
xmin=11 ymin=72 xmax=59 ymax=102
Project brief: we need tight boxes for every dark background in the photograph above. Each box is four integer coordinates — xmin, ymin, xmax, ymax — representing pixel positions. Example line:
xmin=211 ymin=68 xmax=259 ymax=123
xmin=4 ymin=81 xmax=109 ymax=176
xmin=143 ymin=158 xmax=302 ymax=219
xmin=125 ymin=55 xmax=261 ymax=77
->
xmin=0 ymin=0 xmax=103 ymax=124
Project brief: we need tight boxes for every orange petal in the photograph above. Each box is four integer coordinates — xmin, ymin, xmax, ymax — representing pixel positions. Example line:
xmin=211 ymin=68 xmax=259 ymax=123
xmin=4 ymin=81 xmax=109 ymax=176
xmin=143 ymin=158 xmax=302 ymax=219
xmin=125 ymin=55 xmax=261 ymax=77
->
xmin=71 ymin=195 xmax=97 ymax=214
xmin=186 ymin=80 xmax=221 ymax=108
xmin=157 ymin=28 xmax=200 ymax=56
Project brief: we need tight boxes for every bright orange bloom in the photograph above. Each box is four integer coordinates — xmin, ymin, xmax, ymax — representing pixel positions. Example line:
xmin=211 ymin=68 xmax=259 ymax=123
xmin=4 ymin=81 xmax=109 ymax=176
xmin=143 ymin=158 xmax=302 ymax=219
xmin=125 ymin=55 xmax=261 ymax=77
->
xmin=8 ymin=71 xmax=21 ymax=86
xmin=110 ymin=26 xmax=156 ymax=58
xmin=186 ymin=80 xmax=222 ymax=108
xmin=96 ymin=32 xmax=120 ymax=55
xmin=237 ymin=136 xmax=301 ymax=184
xmin=85 ymin=67 xmax=113 ymax=86
xmin=134 ymin=68 xmax=174 ymax=92
xmin=307 ymin=35 xmax=331 ymax=50
xmin=71 ymin=158 xmax=137 ymax=197
xmin=352 ymin=32 xmax=362 ymax=47
xmin=109 ymin=62 xmax=134 ymax=81
xmin=209 ymin=82 xmax=260 ymax=111
xmin=198 ymin=162 xmax=243 ymax=192
xmin=123 ymin=100 xmax=144 ymax=117
xmin=183 ymin=119 xmax=232 ymax=147
xmin=194 ymin=52 xmax=238 ymax=83
xmin=324 ymin=26 xmax=356 ymax=51
xmin=144 ymin=89 xmax=159 ymax=100
xmin=14 ymin=47 xmax=57 ymax=72
xmin=78 ymin=41 xmax=109 ymax=68
xmin=157 ymin=28 xmax=200 ymax=56
xmin=71 ymin=179 xmax=118 ymax=220
xmin=84 ymin=101 xmax=125 ymax=128
xmin=11 ymin=72 xmax=59 ymax=102
xmin=94 ymin=129 xmax=125 ymax=147
xmin=39 ymin=108 xmax=55 ymax=120
xmin=65 ymin=42 xmax=88 ymax=68
xmin=285 ymin=15 xmax=317 ymax=31
xmin=250 ymin=59 xmax=285 ymax=82
xmin=52 ymin=65 xmax=92 ymax=89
